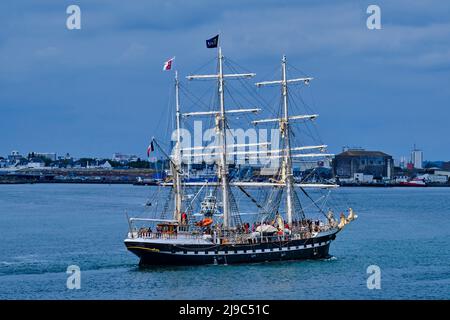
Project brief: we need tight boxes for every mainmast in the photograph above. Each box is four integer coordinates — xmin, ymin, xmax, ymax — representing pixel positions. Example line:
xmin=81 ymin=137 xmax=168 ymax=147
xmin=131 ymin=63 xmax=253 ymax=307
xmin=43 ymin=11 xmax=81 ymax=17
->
xmin=217 ymin=47 xmax=231 ymax=228
xmin=173 ymin=71 xmax=183 ymax=222
xmin=186 ymin=46 xmax=256 ymax=229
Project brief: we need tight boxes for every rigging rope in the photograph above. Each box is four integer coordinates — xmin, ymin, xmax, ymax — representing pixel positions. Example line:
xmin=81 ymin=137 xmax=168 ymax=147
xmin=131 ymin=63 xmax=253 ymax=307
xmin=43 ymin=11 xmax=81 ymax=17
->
xmin=237 ymin=186 xmax=264 ymax=209
xmin=298 ymin=186 xmax=328 ymax=218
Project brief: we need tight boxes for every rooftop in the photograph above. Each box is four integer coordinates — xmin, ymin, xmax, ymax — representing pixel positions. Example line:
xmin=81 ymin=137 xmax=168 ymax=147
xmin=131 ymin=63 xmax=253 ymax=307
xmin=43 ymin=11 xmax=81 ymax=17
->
xmin=337 ymin=150 xmax=391 ymax=157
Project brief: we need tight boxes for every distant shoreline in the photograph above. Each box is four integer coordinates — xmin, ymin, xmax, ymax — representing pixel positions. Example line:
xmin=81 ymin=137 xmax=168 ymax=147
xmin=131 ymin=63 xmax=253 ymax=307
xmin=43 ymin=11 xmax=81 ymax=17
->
xmin=2 ymin=168 xmax=449 ymax=187
xmin=0 ymin=168 xmax=156 ymax=185
xmin=1 ymin=180 xmax=450 ymax=187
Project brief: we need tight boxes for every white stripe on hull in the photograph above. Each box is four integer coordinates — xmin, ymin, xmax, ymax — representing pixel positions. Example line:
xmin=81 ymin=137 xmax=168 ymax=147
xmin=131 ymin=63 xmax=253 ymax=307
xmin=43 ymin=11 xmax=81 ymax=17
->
xmin=131 ymin=240 xmax=332 ymax=256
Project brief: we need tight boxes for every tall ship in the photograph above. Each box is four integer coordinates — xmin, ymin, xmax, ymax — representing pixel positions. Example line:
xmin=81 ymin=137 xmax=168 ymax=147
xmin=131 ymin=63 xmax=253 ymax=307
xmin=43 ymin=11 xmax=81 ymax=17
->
xmin=124 ymin=43 xmax=357 ymax=265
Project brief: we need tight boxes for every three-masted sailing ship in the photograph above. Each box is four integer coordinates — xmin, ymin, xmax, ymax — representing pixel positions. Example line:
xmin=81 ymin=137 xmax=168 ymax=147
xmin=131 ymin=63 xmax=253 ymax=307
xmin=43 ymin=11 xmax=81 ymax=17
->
xmin=124 ymin=43 xmax=357 ymax=265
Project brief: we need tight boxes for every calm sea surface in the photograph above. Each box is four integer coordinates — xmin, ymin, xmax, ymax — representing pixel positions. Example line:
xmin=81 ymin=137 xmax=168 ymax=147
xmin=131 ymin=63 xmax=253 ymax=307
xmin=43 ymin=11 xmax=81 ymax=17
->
xmin=0 ymin=184 xmax=449 ymax=299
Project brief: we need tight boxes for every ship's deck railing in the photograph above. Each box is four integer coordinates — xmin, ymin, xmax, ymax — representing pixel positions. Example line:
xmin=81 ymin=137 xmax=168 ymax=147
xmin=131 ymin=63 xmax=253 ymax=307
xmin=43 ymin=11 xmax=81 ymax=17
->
xmin=136 ymin=232 xmax=178 ymax=240
xmin=132 ymin=229 xmax=206 ymax=241
xmin=223 ymin=232 xmax=311 ymax=245
xmin=129 ymin=224 xmax=333 ymax=242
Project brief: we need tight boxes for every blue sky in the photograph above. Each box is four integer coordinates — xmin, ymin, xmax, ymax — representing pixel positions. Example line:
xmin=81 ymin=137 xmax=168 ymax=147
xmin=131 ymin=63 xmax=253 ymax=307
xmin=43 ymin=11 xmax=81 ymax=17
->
xmin=1 ymin=0 xmax=449 ymax=160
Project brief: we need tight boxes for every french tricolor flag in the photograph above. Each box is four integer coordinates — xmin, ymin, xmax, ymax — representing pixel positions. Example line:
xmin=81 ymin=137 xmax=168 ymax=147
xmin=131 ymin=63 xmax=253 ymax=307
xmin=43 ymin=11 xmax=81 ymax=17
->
xmin=163 ymin=57 xmax=175 ymax=71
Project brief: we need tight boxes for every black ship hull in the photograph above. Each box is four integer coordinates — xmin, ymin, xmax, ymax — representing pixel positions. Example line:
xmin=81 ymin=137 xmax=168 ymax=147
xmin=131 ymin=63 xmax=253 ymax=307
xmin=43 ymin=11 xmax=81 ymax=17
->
xmin=125 ymin=232 xmax=337 ymax=266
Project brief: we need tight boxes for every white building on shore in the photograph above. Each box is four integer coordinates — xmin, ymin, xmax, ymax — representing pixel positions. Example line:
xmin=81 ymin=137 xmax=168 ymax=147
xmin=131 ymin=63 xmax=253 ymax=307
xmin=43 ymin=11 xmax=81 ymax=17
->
xmin=411 ymin=147 xmax=423 ymax=169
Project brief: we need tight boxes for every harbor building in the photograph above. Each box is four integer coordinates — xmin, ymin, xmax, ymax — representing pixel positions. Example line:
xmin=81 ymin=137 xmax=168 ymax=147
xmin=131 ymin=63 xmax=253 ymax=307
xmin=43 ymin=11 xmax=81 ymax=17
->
xmin=112 ymin=153 xmax=139 ymax=163
xmin=0 ymin=158 xmax=7 ymax=168
xmin=333 ymin=148 xmax=394 ymax=181
xmin=8 ymin=150 xmax=23 ymax=162
xmin=34 ymin=152 xmax=57 ymax=161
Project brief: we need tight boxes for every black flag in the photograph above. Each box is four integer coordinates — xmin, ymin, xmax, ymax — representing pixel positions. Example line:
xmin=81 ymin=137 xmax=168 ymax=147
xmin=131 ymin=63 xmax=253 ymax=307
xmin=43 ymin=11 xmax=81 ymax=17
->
xmin=206 ymin=35 xmax=219 ymax=48
xmin=147 ymin=141 xmax=154 ymax=157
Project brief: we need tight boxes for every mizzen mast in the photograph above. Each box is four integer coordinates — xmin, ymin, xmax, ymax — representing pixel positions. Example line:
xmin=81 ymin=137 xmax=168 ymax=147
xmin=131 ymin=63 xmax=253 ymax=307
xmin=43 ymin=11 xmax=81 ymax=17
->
xmin=173 ymin=70 xmax=183 ymax=223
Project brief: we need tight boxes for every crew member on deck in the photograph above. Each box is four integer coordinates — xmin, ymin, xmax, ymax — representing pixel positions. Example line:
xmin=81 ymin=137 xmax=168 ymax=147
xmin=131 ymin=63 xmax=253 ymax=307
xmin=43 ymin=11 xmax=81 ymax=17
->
xmin=181 ymin=212 xmax=187 ymax=225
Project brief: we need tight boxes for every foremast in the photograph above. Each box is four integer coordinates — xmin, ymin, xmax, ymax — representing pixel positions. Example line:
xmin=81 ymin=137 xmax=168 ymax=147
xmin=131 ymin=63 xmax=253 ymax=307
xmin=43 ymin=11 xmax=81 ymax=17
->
xmin=281 ymin=55 xmax=295 ymax=226
xmin=255 ymin=55 xmax=315 ymax=227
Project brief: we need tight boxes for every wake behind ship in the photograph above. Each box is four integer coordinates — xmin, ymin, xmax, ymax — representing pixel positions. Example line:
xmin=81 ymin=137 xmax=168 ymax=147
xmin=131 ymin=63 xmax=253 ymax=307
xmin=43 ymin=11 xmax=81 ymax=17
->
xmin=124 ymin=40 xmax=357 ymax=265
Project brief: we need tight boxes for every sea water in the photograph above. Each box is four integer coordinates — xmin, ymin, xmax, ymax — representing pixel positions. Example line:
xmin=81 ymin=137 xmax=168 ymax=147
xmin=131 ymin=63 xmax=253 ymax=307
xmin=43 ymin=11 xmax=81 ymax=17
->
xmin=0 ymin=184 xmax=449 ymax=299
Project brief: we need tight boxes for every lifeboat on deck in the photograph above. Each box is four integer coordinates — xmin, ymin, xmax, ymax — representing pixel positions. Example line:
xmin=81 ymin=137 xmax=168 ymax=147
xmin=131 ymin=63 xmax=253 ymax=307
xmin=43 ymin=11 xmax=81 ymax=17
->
xmin=195 ymin=217 xmax=213 ymax=227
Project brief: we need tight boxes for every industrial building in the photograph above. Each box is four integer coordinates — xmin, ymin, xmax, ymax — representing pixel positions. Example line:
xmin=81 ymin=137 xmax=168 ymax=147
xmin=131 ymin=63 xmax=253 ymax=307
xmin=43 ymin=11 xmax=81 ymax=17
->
xmin=333 ymin=148 xmax=394 ymax=182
